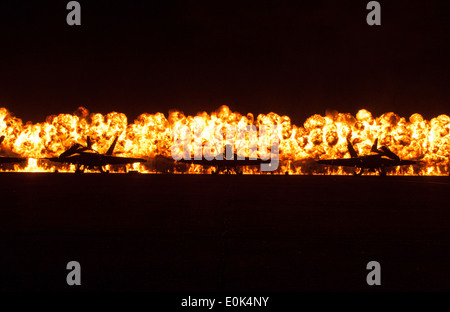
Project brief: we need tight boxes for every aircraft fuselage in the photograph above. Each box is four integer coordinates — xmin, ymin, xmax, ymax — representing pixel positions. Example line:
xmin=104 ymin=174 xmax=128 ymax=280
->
xmin=49 ymin=153 xmax=146 ymax=173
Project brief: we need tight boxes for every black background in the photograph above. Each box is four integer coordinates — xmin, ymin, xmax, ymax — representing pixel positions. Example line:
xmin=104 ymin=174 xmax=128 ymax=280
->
xmin=0 ymin=0 xmax=448 ymax=123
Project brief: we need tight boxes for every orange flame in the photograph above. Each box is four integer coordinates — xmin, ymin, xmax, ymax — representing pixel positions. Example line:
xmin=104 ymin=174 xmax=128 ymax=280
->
xmin=0 ymin=106 xmax=448 ymax=175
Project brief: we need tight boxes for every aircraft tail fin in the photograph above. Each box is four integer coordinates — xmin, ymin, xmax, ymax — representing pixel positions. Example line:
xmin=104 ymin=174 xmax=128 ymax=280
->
xmin=60 ymin=144 xmax=80 ymax=158
xmin=106 ymin=136 xmax=118 ymax=156
xmin=371 ymin=138 xmax=379 ymax=153
xmin=0 ymin=135 xmax=4 ymax=145
xmin=347 ymin=138 xmax=358 ymax=158
xmin=381 ymin=146 xmax=401 ymax=162
xmin=87 ymin=136 xmax=93 ymax=149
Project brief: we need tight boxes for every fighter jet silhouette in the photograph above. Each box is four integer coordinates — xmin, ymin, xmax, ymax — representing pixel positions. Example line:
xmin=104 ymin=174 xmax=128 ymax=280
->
xmin=316 ymin=138 xmax=417 ymax=176
xmin=0 ymin=135 xmax=27 ymax=165
xmin=47 ymin=136 xmax=146 ymax=173
xmin=177 ymin=144 xmax=274 ymax=174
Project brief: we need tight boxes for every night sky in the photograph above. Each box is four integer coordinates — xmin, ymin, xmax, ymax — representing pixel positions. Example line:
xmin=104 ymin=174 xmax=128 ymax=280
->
xmin=0 ymin=0 xmax=448 ymax=124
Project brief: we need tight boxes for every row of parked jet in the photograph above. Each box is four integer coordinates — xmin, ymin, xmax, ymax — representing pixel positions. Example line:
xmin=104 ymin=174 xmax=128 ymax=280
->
xmin=0 ymin=135 xmax=146 ymax=173
xmin=316 ymin=138 xmax=417 ymax=177
xmin=0 ymin=134 xmax=423 ymax=176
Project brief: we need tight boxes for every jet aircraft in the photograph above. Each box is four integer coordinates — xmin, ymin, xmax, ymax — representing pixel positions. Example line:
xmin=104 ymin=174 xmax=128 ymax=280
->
xmin=316 ymin=138 xmax=417 ymax=176
xmin=47 ymin=136 xmax=146 ymax=173
xmin=177 ymin=144 xmax=275 ymax=174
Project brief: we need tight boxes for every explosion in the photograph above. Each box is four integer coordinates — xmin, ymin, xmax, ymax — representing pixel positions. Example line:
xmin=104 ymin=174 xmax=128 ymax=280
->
xmin=0 ymin=106 xmax=448 ymax=175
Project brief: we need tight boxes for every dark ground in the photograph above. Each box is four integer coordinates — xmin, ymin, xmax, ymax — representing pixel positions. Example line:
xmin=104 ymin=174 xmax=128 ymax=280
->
xmin=0 ymin=173 xmax=449 ymax=293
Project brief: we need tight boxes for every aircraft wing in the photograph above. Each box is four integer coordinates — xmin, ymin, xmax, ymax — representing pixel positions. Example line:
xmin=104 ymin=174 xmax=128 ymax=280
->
xmin=177 ymin=159 xmax=215 ymax=167
xmin=399 ymin=159 xmax=417 ymax=166
xmin=0 ymin=156 xmax=27 ymax=164
xmin=177 ymin=157 xmax=270 ymax=167
xmin=45 ymin=156 xmax=74 ymax=164
xmin=316 ymin=158 xmax=361 ymax=167
xmin=100 ymin=156 xmax=147 ymax=165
